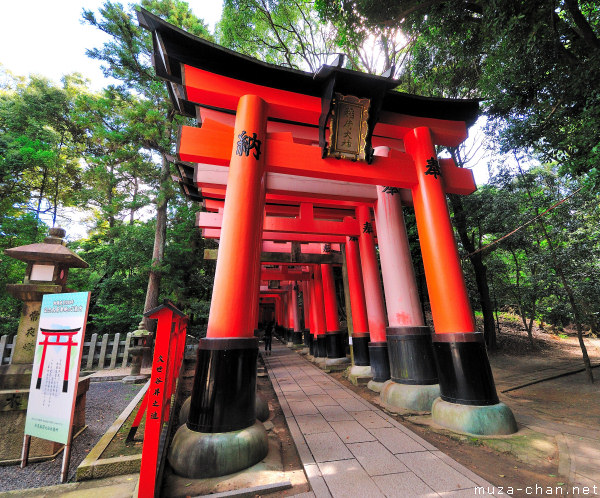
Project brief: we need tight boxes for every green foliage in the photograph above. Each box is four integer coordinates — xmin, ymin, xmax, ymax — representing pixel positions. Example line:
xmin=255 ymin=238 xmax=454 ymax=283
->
xmin=218 ymin=0 xmax=337 ymax=71
xmin=317 ymin=0 xmax=600 ymax=177
xmin=0 ymin=70 xmax=86 ymax=223
xmin=454 ymin=163 xmax=600 ymax=336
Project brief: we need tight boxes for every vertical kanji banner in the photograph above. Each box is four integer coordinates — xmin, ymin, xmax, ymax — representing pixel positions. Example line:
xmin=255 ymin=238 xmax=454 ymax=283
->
xmin=24 ymin=292 xmax=91 ymax=444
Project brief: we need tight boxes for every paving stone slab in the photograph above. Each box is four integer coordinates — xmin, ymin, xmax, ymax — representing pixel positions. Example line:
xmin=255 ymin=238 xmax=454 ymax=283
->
xmin=329 ymin=420 xmax=377 ymax=444
xmin=396 ymin=451 xmax=477 ymax=493
xmin=318 ymin=404 xmax=354 ymax=422
xmin=347 ymin=441 xmax=409 ymax=476
xmin=372 ymin=471 xmax=437 ymax=497
xmin=323 ymin=389 xmax=354 ymax=399
xmin=305 ymin=432 xmax=353 ymax=463
xmin=318 ymin=459 xmax=385 ymax=497
xmin=335 ymin=396 xmax=372 ymax=412
xmin=310 ymin=394 xmax=339 ymax=407
xmin=302 ymin=386 xmax=327 ymax=396
xmin=285 ymin=392 xmax=310 ymax=403
xmin=432 ymin=451 xmax=492 ymax=487
xmin=350 ymin=410 xmax=393 ymax=429
xmin=369 ymin=427 xmax=427 ymax=454
xmin=281 ymin=383 xmax=304 ymax=393
xmin=289 ymin=401 xmax=320 ymax=416
xmin=295 ymin=414 xmax=334 ymax=435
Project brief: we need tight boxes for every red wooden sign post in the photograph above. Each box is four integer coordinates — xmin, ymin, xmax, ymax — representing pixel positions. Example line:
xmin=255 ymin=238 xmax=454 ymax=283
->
xmin=137 ymin=301 xmax=187 ymax=498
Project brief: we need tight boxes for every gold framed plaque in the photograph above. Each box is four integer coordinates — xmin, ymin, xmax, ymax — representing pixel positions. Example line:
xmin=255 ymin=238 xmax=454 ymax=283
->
xmin=327 ymin=93 xmax=370 ymax=161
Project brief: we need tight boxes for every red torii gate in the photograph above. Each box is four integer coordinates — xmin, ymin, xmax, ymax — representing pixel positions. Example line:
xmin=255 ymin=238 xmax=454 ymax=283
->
xmin=138 ymin=8 xmax=517 ymax=484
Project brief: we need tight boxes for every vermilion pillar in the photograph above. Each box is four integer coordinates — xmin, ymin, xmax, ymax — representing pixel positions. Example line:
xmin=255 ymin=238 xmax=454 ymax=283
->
xmin=282 ymin=288 xmax=290 ymax=342
xmin=301 ymin=280 xmax=312 ymax=349
xmin=291 ymin=283 xmax=303 ymax=345
xmin=187 ymin=95 xmax=268 ymax=436
xmin=356 ymin=204 xmax=390 ymax=383
xmin=321 ymin=262 xmax=345 ymax=359
xmin=375 ymin=184 xmax=438 ymax=386
xmin=311 ymin=265 xmax=328 ymax=357
xmin=404 ymin=127 xmax=502 ymax=410
xmin=345 ymin=236 xmax=370 ymax=366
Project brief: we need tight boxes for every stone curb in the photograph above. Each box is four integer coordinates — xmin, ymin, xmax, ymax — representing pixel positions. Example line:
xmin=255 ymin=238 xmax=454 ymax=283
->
xmin=191 ymin=479 xmax=292 ymax=497
xmin=76 ymin=380 xmax=149 ymax=481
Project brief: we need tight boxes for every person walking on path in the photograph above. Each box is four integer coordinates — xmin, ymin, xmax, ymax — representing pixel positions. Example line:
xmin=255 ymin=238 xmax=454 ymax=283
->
xmin=264 ymin=321 xmax=273 ymax=355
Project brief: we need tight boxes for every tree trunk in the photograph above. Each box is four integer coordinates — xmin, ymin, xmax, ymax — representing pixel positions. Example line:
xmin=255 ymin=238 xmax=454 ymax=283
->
xmin=142 ymin=154 xmax=170 ymax=332
xmin=448 ymin=193 xmax=497 ymax=349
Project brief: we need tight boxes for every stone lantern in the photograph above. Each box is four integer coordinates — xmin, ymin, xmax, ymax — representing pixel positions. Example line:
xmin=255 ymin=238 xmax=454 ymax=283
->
xmin=0 ymin=227 xmax=90 ymax=462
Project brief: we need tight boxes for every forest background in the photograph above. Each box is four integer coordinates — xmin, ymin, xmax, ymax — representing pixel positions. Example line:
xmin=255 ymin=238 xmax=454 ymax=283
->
xmin=1 ymin=0 xmax=599 ymax=378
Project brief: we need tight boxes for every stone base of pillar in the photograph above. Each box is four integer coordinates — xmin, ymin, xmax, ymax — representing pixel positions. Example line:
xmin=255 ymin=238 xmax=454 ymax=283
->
xmin=367 ymin=380 xmax=386 ymax=392
xmin=324 ymin=356 xmax=350 ymax=371
xmin=325 ymin=330 xmax=346 ymax=359
xmin=299 ymin=347 xmax=310 ymax=355
xmin=368 ymin=342 xmax=390 ymax=383
xmin=169 ymin=337 xmax=268 ymax=478
xmin=316 ymin=335 xmax=327 ymax=358
xmin=168 ymin=421 xmax=268 ymax=478
xmin=351 ymin=333 xmax=370 ymax=366
xmin=256 ymin=393 xmax=269 ymax=422
xmin=380 ymin=380 xmax=440 ymax=412
xmin=347 ymin=365 xmax=372 ymax=386
xmin=432 ymin=398 xmax=518 ymax=435
xmin=292 ymin=330 xmax=303 ymax=345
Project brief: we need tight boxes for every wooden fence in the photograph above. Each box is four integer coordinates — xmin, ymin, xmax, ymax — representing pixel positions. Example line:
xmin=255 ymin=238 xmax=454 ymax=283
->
xmin=1 ymin=333 xmax=200 ymax=370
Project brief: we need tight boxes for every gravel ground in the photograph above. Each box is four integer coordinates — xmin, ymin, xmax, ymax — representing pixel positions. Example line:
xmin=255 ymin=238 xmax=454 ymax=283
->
xmin=0 ymin=381 xmax=143 ymax=492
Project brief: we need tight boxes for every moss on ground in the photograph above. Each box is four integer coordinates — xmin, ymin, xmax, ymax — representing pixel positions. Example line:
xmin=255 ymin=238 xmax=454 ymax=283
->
xmin=101 ymin=396 xmax=146 ymax=459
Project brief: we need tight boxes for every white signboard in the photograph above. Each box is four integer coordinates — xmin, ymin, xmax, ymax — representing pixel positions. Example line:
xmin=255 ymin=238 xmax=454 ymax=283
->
xmin=24 ymin=292 xmax=90 ymax=444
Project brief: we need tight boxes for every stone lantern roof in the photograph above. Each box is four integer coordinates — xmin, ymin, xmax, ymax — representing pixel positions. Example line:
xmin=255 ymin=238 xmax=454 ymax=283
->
xmin=4 ymin=227 xmax=88 ymax=269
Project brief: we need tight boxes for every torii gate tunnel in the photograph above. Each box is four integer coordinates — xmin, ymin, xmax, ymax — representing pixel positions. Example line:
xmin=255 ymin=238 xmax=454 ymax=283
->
xmin=139 ymin=8 xmax=517 ymax=482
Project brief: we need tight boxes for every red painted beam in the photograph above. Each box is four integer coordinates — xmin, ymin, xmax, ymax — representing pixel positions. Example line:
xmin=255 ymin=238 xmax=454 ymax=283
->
xmin=261 ymin=270 xmax=311 ymax=281
xmin=179 ymin=124 xmax=420 ymax=188
xmin=197 ymin=209 xmax=360 ymax=236
xmin=202 ymin=228 xmax=347 ymax=243
xmin=261 ymin=241 xmax=341 ymax=253
xmin=204 ymin=198 xmax=355 ymax=220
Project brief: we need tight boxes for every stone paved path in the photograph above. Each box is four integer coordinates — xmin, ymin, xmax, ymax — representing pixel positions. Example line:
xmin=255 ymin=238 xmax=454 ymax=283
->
xmin=263 ymin=343 xmax=497 ymax=497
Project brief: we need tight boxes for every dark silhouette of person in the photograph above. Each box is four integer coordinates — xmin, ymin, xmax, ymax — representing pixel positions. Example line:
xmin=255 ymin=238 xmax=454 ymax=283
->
xmin=264 ymin=321 xmax=273 ymax=355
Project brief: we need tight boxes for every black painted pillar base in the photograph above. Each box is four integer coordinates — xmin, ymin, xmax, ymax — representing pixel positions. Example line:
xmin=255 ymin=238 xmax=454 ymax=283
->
xmin=430 ymin=332 xmax=517 ymax=435
xmin=316 ymin=335 xmax=327 ymax=358
xmin=187 ymin=337 xmax=258 ymax=433
xmin=292 ymin=330 xmax=303 ymax=345
xmin=309 ymin=335 xmax=316 ymax=356
xmin=303 ymin=328 xmax=311 ymax=347
xmin=368 ymin=342 xmax=390 ymax=383
xmin=352 ymin=333 xmax=370 ymax=366
xmin=325 ymin=330 xmax=346 ymax=359
xmin=432 ymin=332 xmax=498 ymax=405
xmin=386 ymin=326 xmax=438 ymax=385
